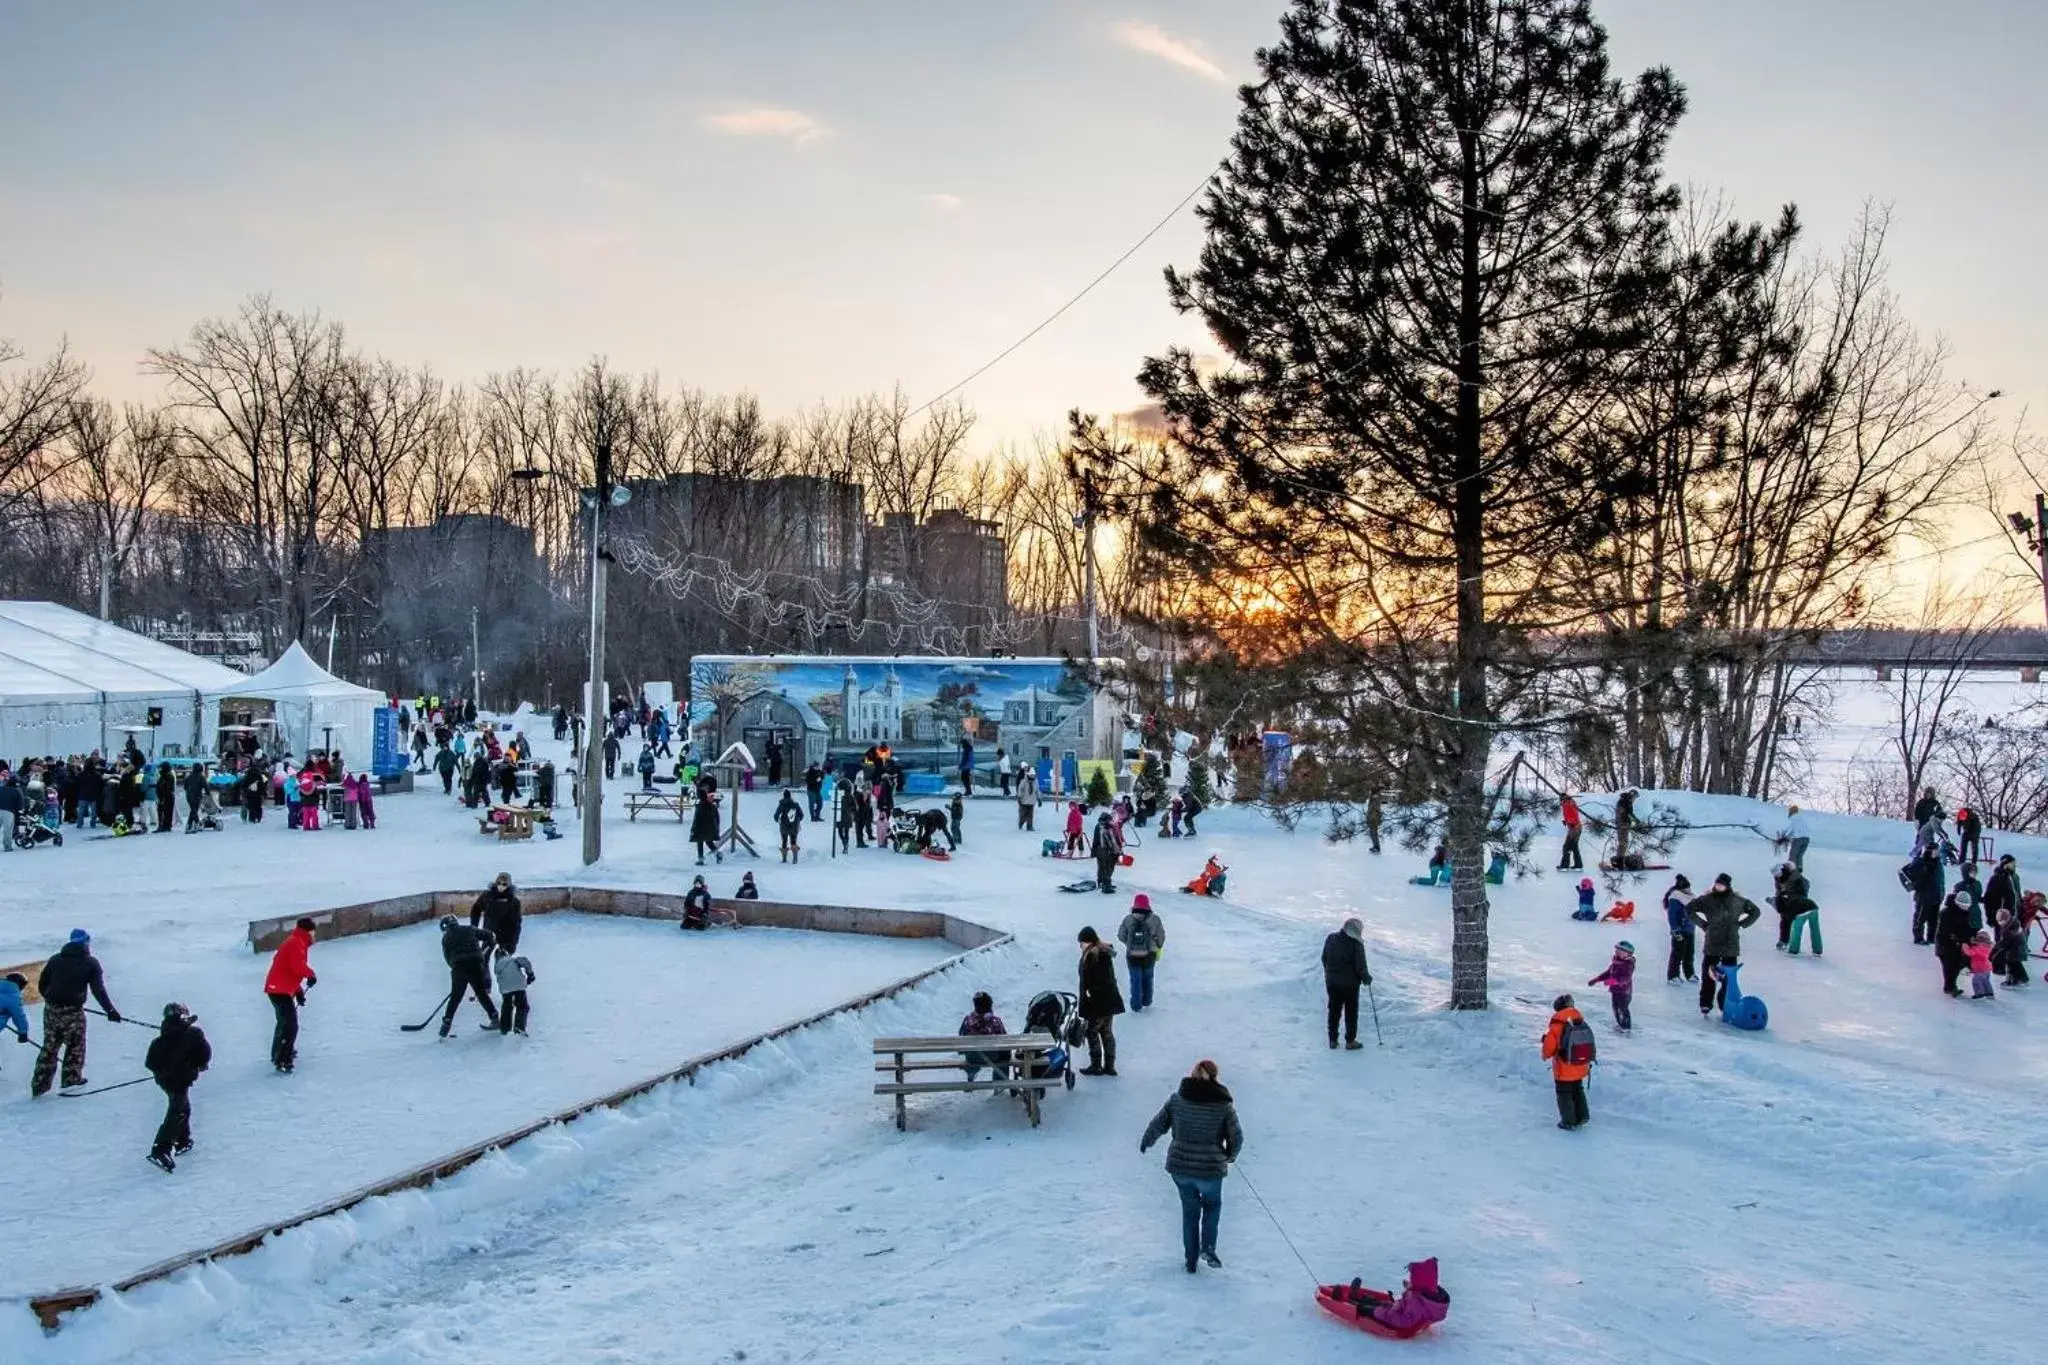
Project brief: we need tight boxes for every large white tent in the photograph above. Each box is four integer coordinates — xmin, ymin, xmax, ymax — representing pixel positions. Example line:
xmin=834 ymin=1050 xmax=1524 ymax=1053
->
xmin=218 ymin=642 xmax=385 ymax=767
xmin=0 ymin=601 xmax=252 ymax=761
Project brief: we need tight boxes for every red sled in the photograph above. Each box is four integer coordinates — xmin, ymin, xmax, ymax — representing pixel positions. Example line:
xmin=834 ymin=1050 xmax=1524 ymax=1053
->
xmin=921 ymin=848 xmax=952 ymax=862
xmin=1315 ymin=1285 xmax=1435 ymax=1340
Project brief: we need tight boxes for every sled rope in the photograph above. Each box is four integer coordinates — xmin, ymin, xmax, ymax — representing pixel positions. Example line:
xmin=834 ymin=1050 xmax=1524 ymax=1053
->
xmin=1235 ymin=1164 xmax=1320 ymax=1287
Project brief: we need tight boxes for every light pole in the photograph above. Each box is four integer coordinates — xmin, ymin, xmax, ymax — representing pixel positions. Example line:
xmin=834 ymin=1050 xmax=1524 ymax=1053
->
xmin=2010 ymin=492 xmax=2048 ymax=628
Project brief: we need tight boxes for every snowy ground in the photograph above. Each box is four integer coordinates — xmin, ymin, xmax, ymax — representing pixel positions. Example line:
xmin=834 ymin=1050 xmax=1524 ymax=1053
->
xmin=5 ymin=724 xmax=2046 ymax=1364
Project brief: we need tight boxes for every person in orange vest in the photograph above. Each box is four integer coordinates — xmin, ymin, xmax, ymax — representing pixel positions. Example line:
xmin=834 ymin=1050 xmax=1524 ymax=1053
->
xmin=1540 ymin=994 xmax=1593 ymax=1130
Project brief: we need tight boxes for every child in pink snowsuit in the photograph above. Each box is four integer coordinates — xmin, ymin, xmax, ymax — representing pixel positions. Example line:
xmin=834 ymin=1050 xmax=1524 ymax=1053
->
xmin=1351 ymin=1258 xmax=1451 ymax=1336
xmin=357 ymin=774 xmax=377 ymax=829
xmin=298 ymin=771 xmax=322 ymax=830
xmin=1966 ymin=931 xmax=1995 ymax=999
xmin=1588 ymin=941 xmax=1636 ymax=1033
xmin=1065 ymin=801 xmax=1085 ymax=855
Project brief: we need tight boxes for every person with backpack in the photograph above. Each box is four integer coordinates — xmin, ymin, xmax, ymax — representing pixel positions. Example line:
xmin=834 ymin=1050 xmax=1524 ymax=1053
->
xmin=1139 ymin=1058 xmax=1243 ymax=1274
xmin=1541 ymin=994 xmax=1594 ymax=1130
xmin=774 ymin=789 xmax=804 ymax=863
xmin=1687 ymin=874 xmax=1761 ymax=1017
xmin=1321 ymin=917 xmax=1372 ymax=1050
xmin=143 ymin=1002 xmax=212 ymax=1173
xmin=1117 ymin=894 xmax=1165 ymax=1012
xmin=263 ymin=917 xmax=318 ymax=1073
xmin=1663 ymin=875 xmax=1697 ymax=983
xmin=1904 ymin=847 xmax=1945 ymax=946
xmin=436 ymin=916 xmax=498 ymax=1039
xmin=1558 ymin=794 xmax=1584 ymax=871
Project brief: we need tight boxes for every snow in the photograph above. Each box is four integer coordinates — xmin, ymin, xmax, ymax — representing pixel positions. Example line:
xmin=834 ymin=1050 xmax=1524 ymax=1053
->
xmin=5 ymin=717 xmax=2047 ymax=1364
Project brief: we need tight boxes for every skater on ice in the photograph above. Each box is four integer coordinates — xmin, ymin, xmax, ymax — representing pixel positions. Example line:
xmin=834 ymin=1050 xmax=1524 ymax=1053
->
xmin=471 ymin=872 xmax=523 ymax=954
xmin=263 ymin=917 xmax=318 ymax=1073
xmin=436 ymin=916 xmax=498 ymax=1038
xmin=143 ymin=1002 xmax=211 ymax=1173
xmin=31 ymin=928 xmax=120 ymax=1096
xmin=493 ymin=946 xmax=535 ymax=1035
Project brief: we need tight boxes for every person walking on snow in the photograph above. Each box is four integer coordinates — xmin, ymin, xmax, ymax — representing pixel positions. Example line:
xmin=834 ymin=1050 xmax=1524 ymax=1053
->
xmin=471 ymin=872 xmax=524 ymax=953
xmin=32 ymin=929 xmax=120 ymax=1096
xmin=1117 ymin=895 xmax=1165 ymax=1011
xmin=1687 ymin=874 xmax=1761 ymax=1016
xmin=1906 ymin=845 xmax=1945 ymax=945
xmin=1663 ymin=875 xmax=1697 ymax=983
xmin=1091 ymin=811 xmax=1122 ymax=893
xmin=601 ymin=730 xmax=620 ymax=780
xmin=1541 ymin=994 xmax=1593 ymax=1130
xmin=1064 ymin=800 xmax=1086 ymax=855
xmin=1016 ymin=766 xmax=1039 ymax=831
xmin=143 ymin=1002 xmax=211 ymax=1173
xmin=264 ymin=917 xmax=318 ymax=1073
xmin=1076 ymin=927 xmax=1124 ymax=1076
xmin=804 ymin=762 xmax=825 ymax=822
xmin=437 ymin=916 xmax=498 ymax=1037
xmin=182 ymin=762 xmax=208 ymax=833
xmin=1781 ymin=804 xmax=1811 ymax=872
xmin=1558 ymin=793 xmax=1584 ymax=870
xmin=1588 ymin=941 xmax=1636 ymax=1033
xmin=1322 ymin=917 xmax=1372 ymax=1050
xmin=1935 ymin=892 xmax=1977 ymax=997
xmin=1965 ymin=931 xmax=1996 ymax=999
xmin=775 ymin=788 xmax=804 ymax=863
xmin=1139 ymin=1058 xmax=1243 ymax=1274
xmin=691 ymin=788 xmax=723 ymax=865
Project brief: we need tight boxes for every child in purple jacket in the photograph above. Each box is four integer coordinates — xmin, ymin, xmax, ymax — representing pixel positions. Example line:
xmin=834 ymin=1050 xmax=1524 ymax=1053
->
xmin=1344 ymin=1257 xmax=1451 ymax=1337
xmin=1589 ymin=941 xmax=1636 ymax=1033
xmin=958 ymin=992 xmax=1008 ymax=1080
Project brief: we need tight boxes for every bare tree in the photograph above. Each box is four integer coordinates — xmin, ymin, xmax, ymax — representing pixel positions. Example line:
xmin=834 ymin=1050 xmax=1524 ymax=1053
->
xmin=1880 ymin=581 xmax=2011 ymax=816
xmin=60 ymin=398 xmax=182 ymax=618
xmin=0 ymin=318 xmax=89 ymax=532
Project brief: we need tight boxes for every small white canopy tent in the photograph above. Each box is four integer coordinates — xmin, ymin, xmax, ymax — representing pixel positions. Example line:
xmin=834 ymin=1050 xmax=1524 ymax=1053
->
xmin=220 ymin=643 xmax=385 ymax=768
xmin=0 ymin=601 xmax=250 ymax=760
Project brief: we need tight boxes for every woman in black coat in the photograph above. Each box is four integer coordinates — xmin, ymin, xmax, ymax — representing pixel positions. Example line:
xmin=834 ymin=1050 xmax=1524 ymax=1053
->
xmin=1935 ymin=892 xmax=1976 ymax=997
xmin=1076 ymin=926 xmax=1125 ymax=1076
xmin=690 ymin=790 xmax=722 ymax=866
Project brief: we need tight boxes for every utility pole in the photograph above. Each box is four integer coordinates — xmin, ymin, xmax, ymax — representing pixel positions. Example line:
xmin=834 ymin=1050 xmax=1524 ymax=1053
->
xmin=581 ymin=439 xmax=614 ymax=867
xmin=470 ymin=606 xmax=482 ymax=714
xmin=2036 ymin=492 xmax=2048 ymax=629
xmin=98 ymin=546 xmax=112 ymax=620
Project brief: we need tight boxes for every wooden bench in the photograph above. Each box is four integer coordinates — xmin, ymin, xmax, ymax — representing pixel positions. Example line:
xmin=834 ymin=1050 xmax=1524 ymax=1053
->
xmin=873 ymin=1033 xmax=1057 ymax=1130
xmin=625 ymin=791 xmax=688 ymax=822
xmin=478 ymin=805 xmax=537 ymax=841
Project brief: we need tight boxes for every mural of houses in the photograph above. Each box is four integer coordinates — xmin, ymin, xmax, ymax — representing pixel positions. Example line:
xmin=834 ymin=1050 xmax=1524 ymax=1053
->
xmin=687 ymin=655 xmax=1124 ymax=774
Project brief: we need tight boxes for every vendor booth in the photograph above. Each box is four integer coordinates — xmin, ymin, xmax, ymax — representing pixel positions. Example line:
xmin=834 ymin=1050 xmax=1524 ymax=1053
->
xmin=217 ymin=643 xmax=384 ymax=769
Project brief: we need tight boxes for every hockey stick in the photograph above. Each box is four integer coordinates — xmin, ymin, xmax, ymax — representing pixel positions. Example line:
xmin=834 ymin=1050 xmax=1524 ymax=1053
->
xmin=400 ymin=993 xmax=453 ymax=1032
xmin=58 ymin=1075 xmax=152 ymax=1097
xmin=87 ymin=1007 xmax=159 ymax=1030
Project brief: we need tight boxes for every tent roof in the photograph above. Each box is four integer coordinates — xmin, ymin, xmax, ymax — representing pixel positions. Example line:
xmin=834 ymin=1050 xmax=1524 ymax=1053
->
xmin=0 ymin=601 xmax=251 ymax=703
xmin=225 ymin=642 xmax=383 ymax=701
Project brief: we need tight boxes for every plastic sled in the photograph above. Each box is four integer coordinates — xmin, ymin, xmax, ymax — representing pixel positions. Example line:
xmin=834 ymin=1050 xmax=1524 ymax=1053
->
xmin=921 ymin=847 xmax=952 ymax=862
xmin=1058 ymin=879 xmax=1103 ymax=893
xmin=1714 ymin=963 xmax=1768 ymax=1031
xmin=1314 ymin=1285 xmax=1434 ymax=1340
xmin=1600 ymin=900 xmax=1636 ymax=922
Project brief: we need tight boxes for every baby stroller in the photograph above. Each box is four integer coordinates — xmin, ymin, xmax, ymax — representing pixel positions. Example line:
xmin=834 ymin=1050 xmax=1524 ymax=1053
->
xmin=13 ymin=808 xmax=63 ymax=849
xmin=888 ymin=808 xmax=929 ymax=854
xmin=1022 ymin=990 xmax=1085 ymax=1091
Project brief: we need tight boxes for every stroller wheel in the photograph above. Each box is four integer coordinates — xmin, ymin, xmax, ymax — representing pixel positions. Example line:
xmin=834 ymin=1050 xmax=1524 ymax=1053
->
xmin=52 ymin=834 xmax=62 ymax=847
xmin=1065 ymin=1070 xmax=1076 ymax=1090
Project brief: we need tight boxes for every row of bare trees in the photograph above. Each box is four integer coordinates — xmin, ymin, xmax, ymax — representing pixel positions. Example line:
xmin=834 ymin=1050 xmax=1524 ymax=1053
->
xmin=0 ymin=296 xmax=1121 ymax=701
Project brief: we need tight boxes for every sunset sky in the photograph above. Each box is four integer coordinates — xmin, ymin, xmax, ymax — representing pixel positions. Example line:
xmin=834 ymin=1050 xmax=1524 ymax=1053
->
xmin=3 ymin=0 xmax=2043 ymax=499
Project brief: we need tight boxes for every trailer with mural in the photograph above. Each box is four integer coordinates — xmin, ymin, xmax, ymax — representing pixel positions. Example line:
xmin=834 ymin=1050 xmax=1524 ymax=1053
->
xmin=686 ymin=654 xmax=1128 ymax=794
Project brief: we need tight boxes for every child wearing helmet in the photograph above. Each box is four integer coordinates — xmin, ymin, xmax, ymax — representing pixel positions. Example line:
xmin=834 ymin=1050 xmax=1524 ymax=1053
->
xmin=1588 ymin=941 xmax=1637 ymax=1033
xmin=143 ymin=1002 xmax=212 ymax=1173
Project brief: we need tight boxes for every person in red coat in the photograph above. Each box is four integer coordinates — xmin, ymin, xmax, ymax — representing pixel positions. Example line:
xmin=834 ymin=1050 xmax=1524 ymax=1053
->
xmin=1558 ymin=794 xmax=1584 ymax=871
xmin=264 ymin=918 xmax=319 ymax=1073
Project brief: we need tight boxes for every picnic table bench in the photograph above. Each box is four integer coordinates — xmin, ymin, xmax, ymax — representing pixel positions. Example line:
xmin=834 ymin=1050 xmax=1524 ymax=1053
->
xmin=478 ymin=805 xmax=538 ymax=841
xmin=873 ymin=1032 xmax=1058 ymax=1130
xmin=625 ymin=790 xmax=688 ymax=821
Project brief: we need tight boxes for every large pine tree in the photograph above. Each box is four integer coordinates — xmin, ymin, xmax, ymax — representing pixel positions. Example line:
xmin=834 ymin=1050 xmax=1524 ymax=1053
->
xmin=1095 ymin=0 xmax=1686 ymax=1007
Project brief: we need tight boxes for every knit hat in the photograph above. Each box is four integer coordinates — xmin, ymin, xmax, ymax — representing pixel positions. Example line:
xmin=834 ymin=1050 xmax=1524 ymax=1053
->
xmin=1132 ymin=893 xmax=1152 ymax=912
xmin=1407 ymin=1258 xmax=1440 ymax=1293
xmin=68 ymin=928 xmax=89 ymax=945
xmin=1713 ymin=873 xmax=1731 ymax=889
xmin=1616 ymin=941 xmax=1635 ymax=956
xmin=1578 ymin=878 xmax=1594 ymax=892
xmin=1673 ymin=874 xmax=1691 ymax=891
xmin=1342 ymin=917 xmax=1364 ymax=940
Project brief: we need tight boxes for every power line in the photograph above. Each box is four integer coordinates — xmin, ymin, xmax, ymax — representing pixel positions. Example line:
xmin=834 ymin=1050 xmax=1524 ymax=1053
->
xmin=906 ymin=163 xmax=1221 ymax=419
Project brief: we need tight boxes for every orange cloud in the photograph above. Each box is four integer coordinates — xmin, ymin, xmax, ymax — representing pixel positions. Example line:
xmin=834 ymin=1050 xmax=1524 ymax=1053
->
xmin=703 ymin=106 xmax=829 ymax=145
xmin=1112 ymin=20 xmax=1228 ymax=83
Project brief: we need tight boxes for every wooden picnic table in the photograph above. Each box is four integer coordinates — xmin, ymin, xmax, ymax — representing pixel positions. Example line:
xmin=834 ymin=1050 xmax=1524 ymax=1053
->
xmin=479 ymin=805 xmax=537 ymax=840
xmin=624 ymin=790 xmax=688 ymax=821
xmin=872 ymin=1032 xmax=1058 ymax=1130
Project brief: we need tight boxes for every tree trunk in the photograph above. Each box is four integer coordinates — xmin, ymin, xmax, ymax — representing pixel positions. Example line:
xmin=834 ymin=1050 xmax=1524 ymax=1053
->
xmin=1448 ymin=123 xmax=1490 ymax=1011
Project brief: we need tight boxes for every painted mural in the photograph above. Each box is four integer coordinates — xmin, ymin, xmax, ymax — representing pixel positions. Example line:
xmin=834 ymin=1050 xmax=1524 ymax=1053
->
xmin=687 ymin=655 xmax=1106 ymax=773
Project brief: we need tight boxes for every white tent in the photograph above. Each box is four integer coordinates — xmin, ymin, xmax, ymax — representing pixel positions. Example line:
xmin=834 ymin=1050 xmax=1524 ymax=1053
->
xmin=219 ymin=642 xmax=385 ymax=768
xmin=0 ymin=601 xmax=253 ymax=761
